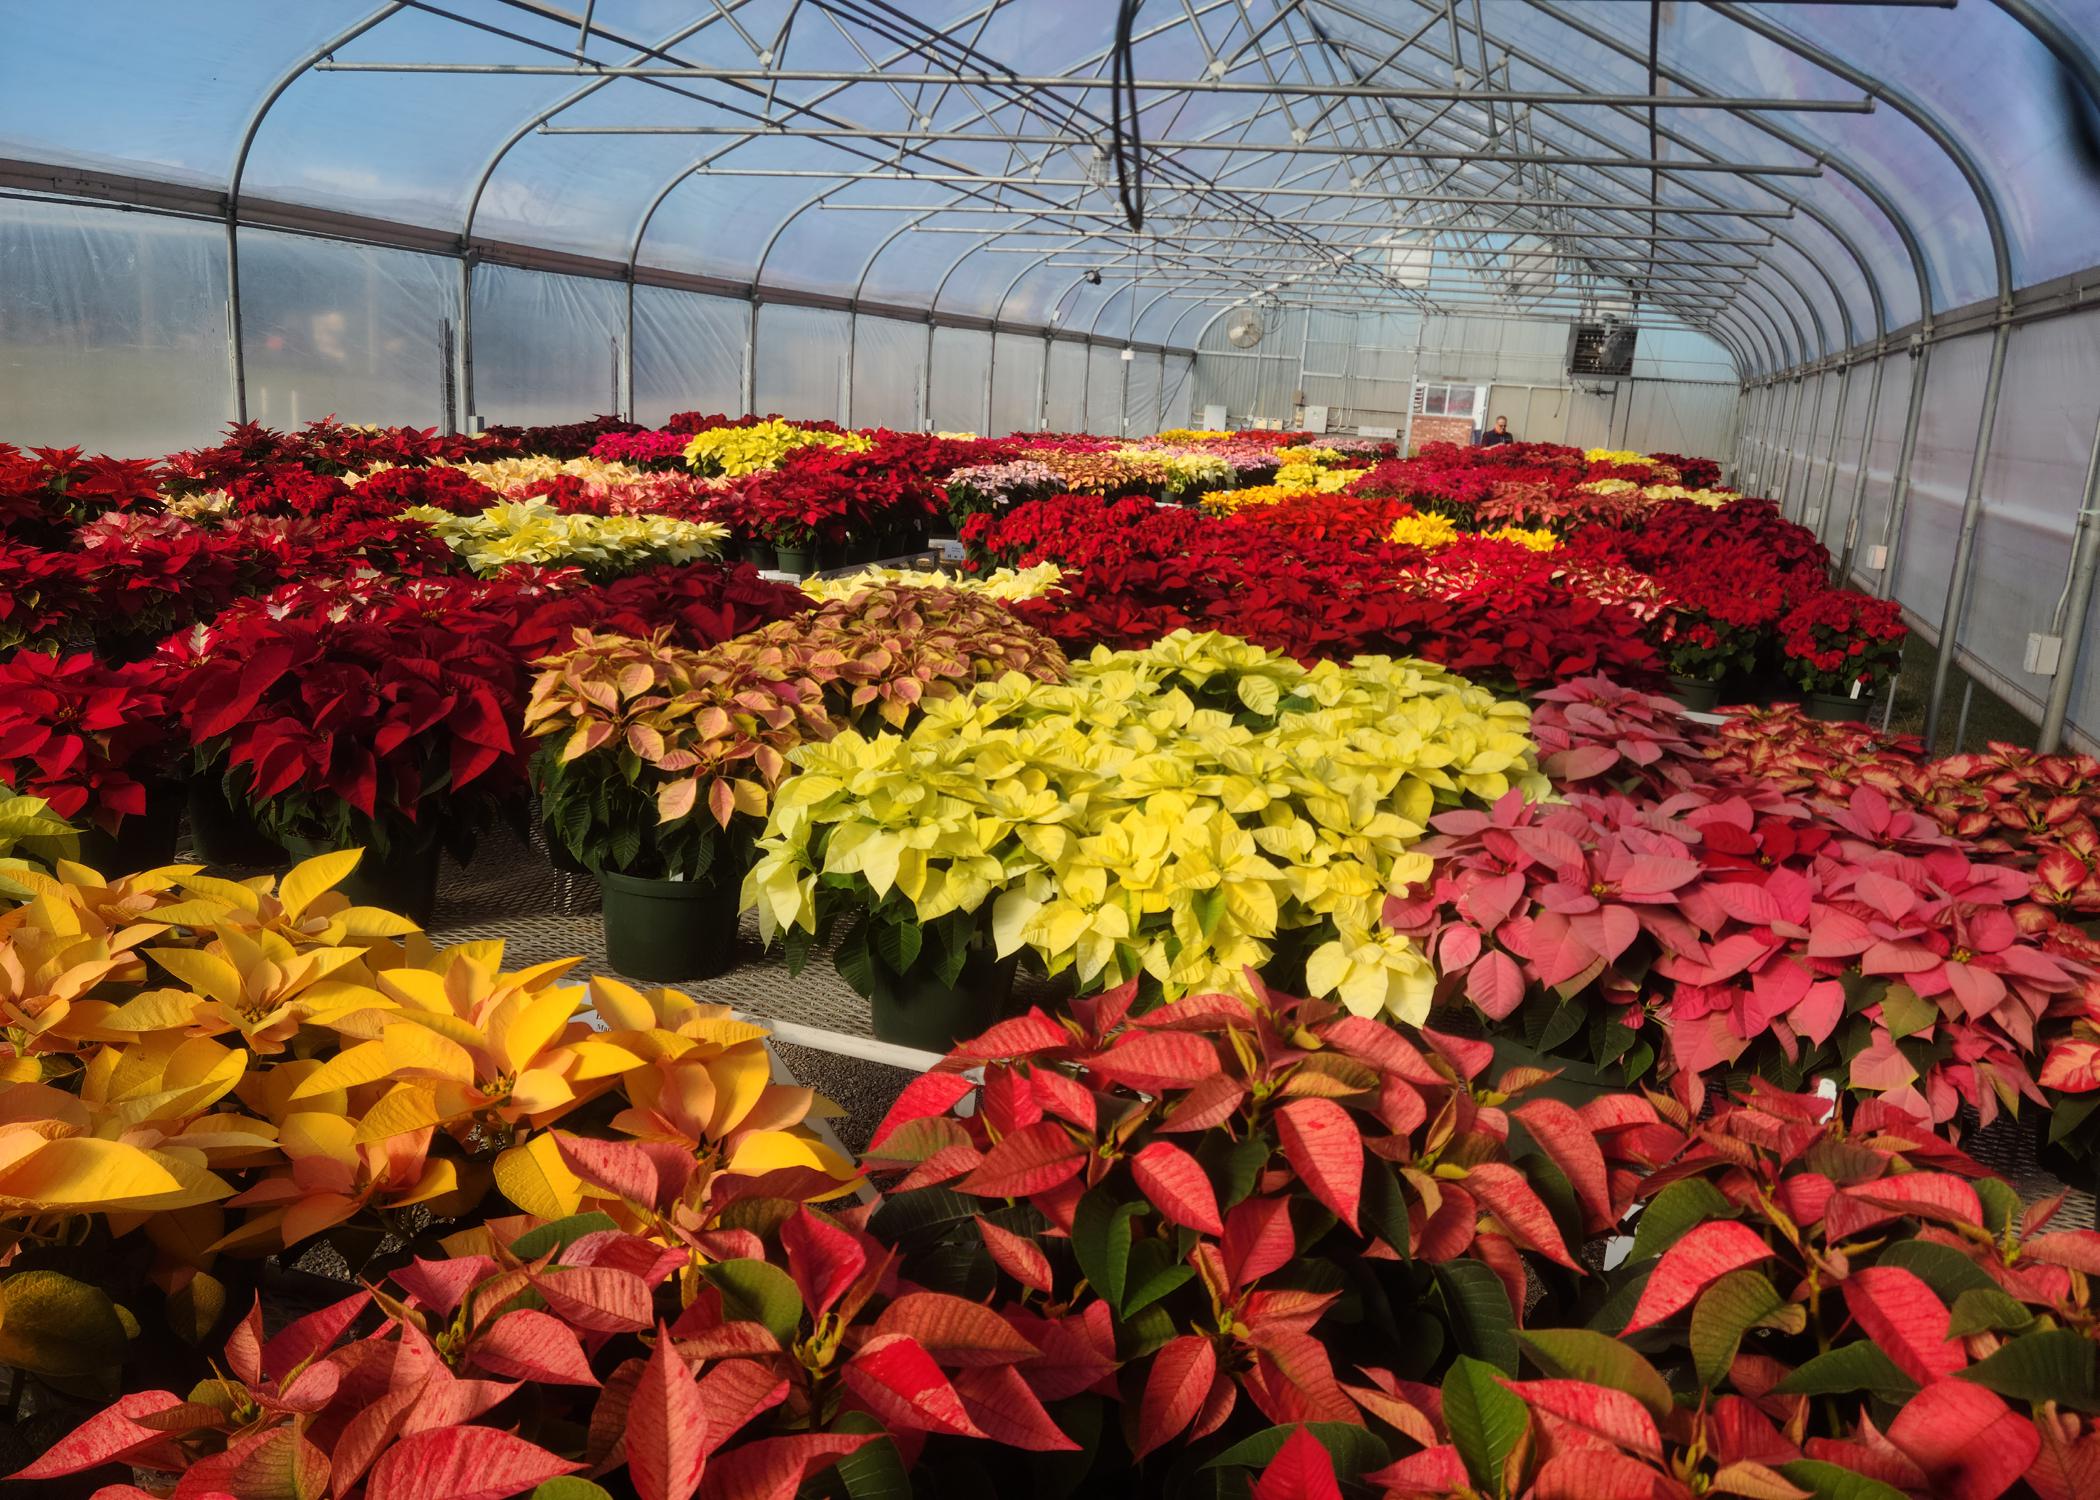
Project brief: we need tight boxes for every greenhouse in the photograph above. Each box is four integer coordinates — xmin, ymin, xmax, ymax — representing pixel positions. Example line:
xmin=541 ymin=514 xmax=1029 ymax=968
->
xmin=6 ymin=3 xmax=2100 ymax=1497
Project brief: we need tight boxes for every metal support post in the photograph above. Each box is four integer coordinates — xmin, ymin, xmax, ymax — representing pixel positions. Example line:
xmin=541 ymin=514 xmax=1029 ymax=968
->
xmin=923 ymin=318 xmax=938 ymax=431
xmin=1776 ymin=374 xmax=1807 ymax=508
xmin=1922 ymin=317 xmax=2013 ymax=749
xmin=742 ymin=301 xmax=759 ymax=418
xmin=843 ymin=311 xmax=858 ymax=428
xmin=458 ymin=254 xmax=476 ymax=432
xmin=1833 ymin=351 xmax=1886 ymax=582
xmin=2038 ymin=400 xmax=2100 ymax=752
xmin=1789 ymin=371 xmax=1825 ymax=519
xmin=621 ymin=277 xmax=636 ymax=422
xmin=983 ymin=325 xmax=996 ymax=434
xmin=1037 ymin=335 xmax=1052 ymax=430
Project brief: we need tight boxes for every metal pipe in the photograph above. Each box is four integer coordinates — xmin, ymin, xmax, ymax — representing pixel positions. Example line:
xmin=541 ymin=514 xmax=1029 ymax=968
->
xmin=1922 ymin=316 xmax=2014 ymax=747
xmin=742 ymin=299 xmax=759 ymax=417
xmin=1788 ymin=369 xmax=1827 ymax=518
xmin=1833 ymin=351 xmax=1886 ymax=580
xmin=2037 ymin=400 xmax=2100 ymax=751
xmin=313 ymin=63 xmax=1879 ymax=108
xmin=621 ymin=273 xmax=635 ymax=420
xmin=1876 ymin=341 xmax=1934 ymax=595
xmin=818 ymin=206 xmax=1775 ymax=244
xmin=459 ymin=255 xmax=475 ymax=430
xmin=537 ymin=125 xmax=1825 ymax=175
xmin=1774 ymin=375 xmax=1807 ymax=506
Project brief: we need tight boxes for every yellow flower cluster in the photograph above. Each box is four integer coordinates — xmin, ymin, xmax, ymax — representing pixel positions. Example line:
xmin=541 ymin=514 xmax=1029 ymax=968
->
xmin=0 ymin=851 xmax=855 ymax=1264
xmin=1274 ymin=444 xmax=1345 ymax=466
xmin=1479 ymin=525 xmax=1559 ymax=552
xmin=746 ymin=629 xmax=1543 ymax=1020
xmin=424 ymin=456 xmax=654 ymax=491
xmin=1153 ymin=428 xmax=1236 ymax=442
xmin=682 ymin=419 xmax=872 ymax=477
xmin=1642 ymin=484 xmax=1740 ymax=508
xmin=1584 ymin=448 xmax=1651 ymax=465
xmin=1578 ymin=478 xmax=1640 ymax=497
xmin=798 ymin=562 xmax=1066 ymax=604
xmin=405 ymin=500 xmax=726 ymax=577
xmin=1272 ymin=460 xmax=1357 ymax=494
xmin=1199 ymin=483 xmax=1290 ymax=514
xmin=1388 ymin=512 xmax=1461 ymax=549
xmin=1113 ymin=447 xmax=1233 ymax=496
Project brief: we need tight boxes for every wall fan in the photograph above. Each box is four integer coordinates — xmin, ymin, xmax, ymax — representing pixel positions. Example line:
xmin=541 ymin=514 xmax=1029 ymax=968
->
xmin=1225 ymin=308 xmax=1266 ymax=348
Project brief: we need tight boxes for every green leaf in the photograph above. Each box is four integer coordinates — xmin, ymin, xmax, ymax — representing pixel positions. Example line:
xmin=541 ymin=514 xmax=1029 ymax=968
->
xmin=1689 ymin=1269 xmax=1792 ymax=1391
xmin=1072 ymin=1191 xmax=1146 ymax=1317
xmin=1443 ymin=1355 xmax=1528 ymax=1499
xmin=528 ymin=1481 xmax=616 ymax=1500
xmin=1537 ymin=997 xmax=1586 ymax=1055
xmin=1210 ymin=1134 xmax=1269 ymax=1210
xmin=1121 ymin=1238 xmax=1193 ymax=1317
xmin=1201 ymin=1423 xmax=1391 ymax=1478
xmin=835 ymin=914 xmax=876 ymax=997
xmin=508 ymin=1211 xmax=620 ymax=1262
xmin=166 ymin=1270 xmax=226 ymax=1346
xmin=1193 ymin=886 xmax=1228 ymax=940
xmin=1947 ymin=1286 xmax=2036 ymax=1339
xmin=876 ymin=916 xmax=924 ymax=976
xmin=1517 ymin=1328 xmax=1674 ymax=1419
xmin=1361 ymin=1159 xmax=1412 ymax=1259
xmin=2047 ymin=1094 xmax=2100 ymax=1149
xmin=1777 ymin=1460 xmax=1913 ymax=1500
xmin=1117 ymin=1302 xmax=1178 ymax=1361
xmin=831 ymin=1411 xmax=912 ymax=1500
xmin=0 ymin=1271 xmax=130 ymax=1381
xmin=1958 ymin=1329 xmax=2100 ymax=1411
xmin=1874 ymin=1240 xmax=1999 ymax=1302
xmin=1630 ymin=1178 xmax=1735 ymax=1264
xmin=1975 ymin=1176 xmax=2024 ymax=1237
xmin=1774 ymin=1341 xmax=1920 ymax=1401
xmin=703 ymin=1258 xmax=806 ymax=1344
xmin=1435 ymin=1260 xmax=1517 ymax=1376
xmin=1880 ymin=984 xmax=1936 ymax=1039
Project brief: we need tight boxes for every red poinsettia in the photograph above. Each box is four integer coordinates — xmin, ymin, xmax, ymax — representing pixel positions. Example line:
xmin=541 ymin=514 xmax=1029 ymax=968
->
xmin=0 ymin=649 xmax=174 ymax=831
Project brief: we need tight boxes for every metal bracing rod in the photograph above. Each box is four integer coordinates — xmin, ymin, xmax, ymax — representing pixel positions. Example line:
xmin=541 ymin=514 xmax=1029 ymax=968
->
xmin=1876 ymin=342 xmax=1935 ymax=598
xmin=1921 ymin=317 xmax=2013 ymax=749
xmin=817 ymin=204 xmax=1776 ymax=245
xmin=1833 ymin=353 xmax=1886 ymax=580
xmin=2038 ymin=399 xmax=2100 ymax=752
xmin=536 ymin=125 xmax=1823 ymax=176
xmin=1789 ymin=371 xmax=1828 ymax=517
xmin=965 ymin=237 xmax=1763 ymax=273
xmin=989 ymin=246 xmax=1756 ymax=288
xmin=659 ymin=169 xmax=1800 ymax=214
xmin=311 ymin=63 xmax=1876 ymax=109
xmin=1771 ymin=375 xmax=1804 ymax=507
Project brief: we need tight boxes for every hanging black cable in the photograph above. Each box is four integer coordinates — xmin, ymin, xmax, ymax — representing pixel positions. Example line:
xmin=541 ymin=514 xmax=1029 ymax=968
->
xmin=1110 ymin=0 xmax=1146 ymax=230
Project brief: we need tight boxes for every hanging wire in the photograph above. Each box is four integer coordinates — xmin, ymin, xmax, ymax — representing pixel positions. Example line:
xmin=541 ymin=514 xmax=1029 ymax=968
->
xmin=1109 ymin=0 xmax=1146 ymax=231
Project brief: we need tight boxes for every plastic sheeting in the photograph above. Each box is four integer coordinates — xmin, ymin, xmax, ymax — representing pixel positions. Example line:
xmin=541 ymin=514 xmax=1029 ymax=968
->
xmin=928 ymin=327 xmax=991 ymax=433
xmin=470 ymin=264 xmax=622 ymax=428
xmin=752 ymin=304 xmax=848 ymax=424
xmin=990 ymin=333 xmax=1047 ymax=434
xmin=0 ymin=199 xmax=231 ymax=457
xmin=849 ymin=315 xmax=925 ymax=432
xmin=1044 ymin=340 xmax=1088 ymax=431
xmin=240 ymin=230 xmax=457 ymax=430
xmin=632 ymin=287 xmax=746 ymax=426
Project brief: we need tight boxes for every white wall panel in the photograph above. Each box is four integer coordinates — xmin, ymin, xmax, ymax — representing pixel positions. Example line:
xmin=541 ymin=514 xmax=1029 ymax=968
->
xmin=1085 ymin=345 xmax=1125 ymax=435
xmin=752 ymin=303 xmax=848 ymax=423
xmin=1892 ymin=330 xmax=1993 ymax=621
xmin=929 ymin=326 xmax=991 ymax=432
xmin=472 ymin=264 xmax=623 ymax=428
xmin=850 ymin=314 xmax=925 ymax=431
xmin=990 ymin=332 xmax=1046 ymax=434
xmin=1045 ymin=339 xmax=1088 ymax=430
xmin=1125 ymin=351 xmax=1163 ymax=435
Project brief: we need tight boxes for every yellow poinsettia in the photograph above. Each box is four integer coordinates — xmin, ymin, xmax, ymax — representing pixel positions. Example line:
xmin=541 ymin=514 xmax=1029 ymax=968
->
xmin=798 ymin=562 xmax=1065 ymax=605
xmin=289 ymin=947 xmax=643 ymax=1140
xmin=682 ymin=419 xmax=871 ymax=477
xmin=210 ymin=1103 xmax=476 ymax=1254
xmin=0 ymin=1081 xmax=232 ymax=1216
xmin=1478 ymin=524 xmax=1559 ymax=553
xmin=1584 ymin=448 xmax=1650 ymax=465
xmin=105 ymin=923 xmax=387 ymax=1053
xmin=1388 ymin=512 xmax=1460 ymax=549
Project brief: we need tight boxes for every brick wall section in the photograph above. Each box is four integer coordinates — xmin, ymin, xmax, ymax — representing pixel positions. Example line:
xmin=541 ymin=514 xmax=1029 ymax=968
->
xmin=1408 ymin=415 xmax=1477 ymax=450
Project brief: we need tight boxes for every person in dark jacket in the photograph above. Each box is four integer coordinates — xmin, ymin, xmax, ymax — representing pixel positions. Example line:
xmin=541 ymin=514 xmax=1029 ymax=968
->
xmin=1479 ymin=415 xmax=1515 ymax=446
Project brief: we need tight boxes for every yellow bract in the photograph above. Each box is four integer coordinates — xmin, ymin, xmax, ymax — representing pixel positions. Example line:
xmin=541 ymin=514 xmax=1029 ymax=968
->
xmin=682 ymin=419 xmax=872 ymax=476
xmin=406 ymin=500 xmax=727 ymax=577
xmin=748 ymin=629 xmax=1543 ymax=1018
xmin=1387 ymin=513 xmax=1461 ymax=549
xmin=799 ymin=562 xmax=1066 ymax=605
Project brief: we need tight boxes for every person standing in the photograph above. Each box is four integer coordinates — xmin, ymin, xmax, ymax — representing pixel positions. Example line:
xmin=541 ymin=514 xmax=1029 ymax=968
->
xmin=1479 ymin=415 xmax=1515 ymax=446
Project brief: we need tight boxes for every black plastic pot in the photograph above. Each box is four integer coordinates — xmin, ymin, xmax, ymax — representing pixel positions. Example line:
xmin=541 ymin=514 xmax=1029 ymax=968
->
xmin=187 ymin=777 xmax=285 ymax=867
xmin=281 ymin=834 xmax=442 ymax=924
xmin=870 ymin=944 xmax=1019 ymax=1053
xmin=1803 ymin=690 xmax=1873 ymax=723
xmin=599 ymin=868 xmax=740 ymax=980
xmin=1664 ymin=674 xmax=1722 ymax=713
xmin=75 ymin=780 xmax=183 ymax=877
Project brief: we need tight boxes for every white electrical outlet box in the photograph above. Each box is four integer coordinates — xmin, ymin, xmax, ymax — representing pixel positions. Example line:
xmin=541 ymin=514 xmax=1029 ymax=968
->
xmin=1866 ymin=544 xmax=1888 ymax=570
xmin=1804 ymin=505 xmax=1823 ymax=526
xmin=2025 ymin=632 xmax=2065 ymax=676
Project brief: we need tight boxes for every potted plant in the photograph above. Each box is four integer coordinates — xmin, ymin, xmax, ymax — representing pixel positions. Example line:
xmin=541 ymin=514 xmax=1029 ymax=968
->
xmin=1780 ymin=585 xmax=1905 ymax=721
xmin=0 ymin=648 xmax=184 ymax=875
xmin=166 ymin=585 xmax=532 ymax=921
xmin=525 ymin=629 xmax=832 ymax=980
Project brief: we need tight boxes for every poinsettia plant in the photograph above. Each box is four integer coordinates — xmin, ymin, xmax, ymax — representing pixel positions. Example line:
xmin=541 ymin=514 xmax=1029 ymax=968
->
xmin=0 ymin=649 xmax=176 ymax=833
xmin=1779 ymin=586 xmax=1907 ymax=698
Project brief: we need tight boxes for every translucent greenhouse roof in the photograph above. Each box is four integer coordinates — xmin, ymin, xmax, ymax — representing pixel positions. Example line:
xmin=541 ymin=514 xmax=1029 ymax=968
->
xmin=4 ymin=0 xmax=2098 ymax=372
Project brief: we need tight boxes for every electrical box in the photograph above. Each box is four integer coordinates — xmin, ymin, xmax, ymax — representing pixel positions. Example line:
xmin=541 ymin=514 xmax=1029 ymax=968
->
xmin=1866 ymin=544 xmax=1888 ymax=571
xmin=1804 ymin=505 xmax=1823 ymax=527
xmin=2025 ymin=633 xmax=2065 ymax=676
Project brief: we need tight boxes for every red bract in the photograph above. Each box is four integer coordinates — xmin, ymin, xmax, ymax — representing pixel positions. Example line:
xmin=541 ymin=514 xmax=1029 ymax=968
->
xmin=0 ymin=649 xmax=173 ymax=830
xmin=0 ymin=442 xmax=163 ymax=539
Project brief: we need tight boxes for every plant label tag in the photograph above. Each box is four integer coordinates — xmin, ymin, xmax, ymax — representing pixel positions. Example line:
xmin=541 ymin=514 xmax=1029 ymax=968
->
xmin=935 ymin=538 xmax=966 ymax=562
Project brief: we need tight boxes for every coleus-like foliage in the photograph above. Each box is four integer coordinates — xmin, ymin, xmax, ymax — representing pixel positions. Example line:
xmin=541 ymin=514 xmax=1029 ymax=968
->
xmin=854 ymin=976 xmax=1675 ymax=1483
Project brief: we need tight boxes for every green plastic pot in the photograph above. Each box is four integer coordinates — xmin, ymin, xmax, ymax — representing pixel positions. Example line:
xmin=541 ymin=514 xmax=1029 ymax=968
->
xmin=599 ymin=868 xmax=739 ymax=981
xmin=1803 ymin=690 xmax=1873 ymax=723
xmin=870 ymin=945 xmax=1019 ymax=1053
xmin=187 ymin=777 xmax=284 ymax=867
xmin=281 ymin=833 xmax=442 ymax=924
xmin=741 ymin=537 xmax=778 ymax=570
xmin=74 ymin=781 xmax=183 ymax=877
xmin=1664 ymin=674 xmax=1722 ymax=713
xmin=773 ymin=545 xmax=812 ymax=577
